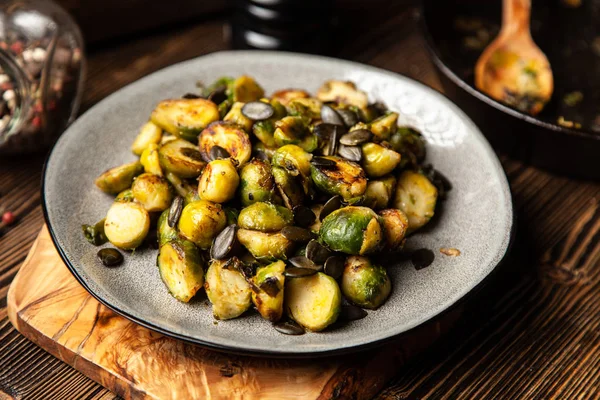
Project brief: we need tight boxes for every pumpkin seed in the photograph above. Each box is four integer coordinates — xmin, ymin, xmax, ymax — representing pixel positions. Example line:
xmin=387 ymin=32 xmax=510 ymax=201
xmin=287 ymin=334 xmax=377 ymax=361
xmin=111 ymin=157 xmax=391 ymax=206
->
xmin=281 ymin=226 xmax=316 ymax=243
xmin=284 ymin=267 xmax=318 ymax=278
xmin=182 ymin=93 xmax=201 ymax=99
xmin=259 ymin=276 xmax=281 ymax=297
xmin=97 ymin=248 xmax=123 ymax=267
xmin=337 ymin=144 xmax=362 ymax=162
xmin=339 ymin=129 xmax=372 ymax=145
xmin=319 ymin=195 xmax=342 ymax=220
xmin=336 ymin=108 xmax=359 ymax=127
xmin=339 ymin=304 xmax=368 ymax=321
xmin=411 ymin=248 xmax=435 ymax=270
xmin=209 ymin=145 xmax=231 ymax=161
xmin=313 ymin=123 xmax=336 ymax=140
xmin=328 ymin=126 xmax=340 ymax=156
xmin=293 ymin=205 xmax=316 ymax=228
xmin=180 ymin=147 xmax=204 ymax=161
xmin=208 ymin=86 xmax=227 ymax=104
xmin=167 ymin=196 xmax=184 ymax=228
xmin=306 ymin=240 xmax=331 ymax=265
xmin=320 ymin=104 xmax=344 ymax=126
xmin=273 ymin=320 xmax=305 ymax=335
xmin=288 ymin=255 xmax=320 ymax=271
xmin=324 ymin=255 xmax=344 ymax=279
xmin=242 ymin=101 xmax=274 ymax=121
xmin=311 ymin=156 xmax=336 ymax=168
xmin=210 ymin=224 xmax=238 ymax=260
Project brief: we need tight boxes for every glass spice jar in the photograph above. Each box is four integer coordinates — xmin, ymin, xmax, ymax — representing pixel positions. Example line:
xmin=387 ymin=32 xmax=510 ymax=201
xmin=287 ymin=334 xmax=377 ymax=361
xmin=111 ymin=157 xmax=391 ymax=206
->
xmin=0 ymin=0 xmax=85 ymax=154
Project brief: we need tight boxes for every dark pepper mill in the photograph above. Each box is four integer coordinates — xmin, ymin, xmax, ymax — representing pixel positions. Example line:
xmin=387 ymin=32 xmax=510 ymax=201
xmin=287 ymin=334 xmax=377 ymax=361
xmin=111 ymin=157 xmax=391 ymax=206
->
xmin=230 ymin=0 xmax=335 ymax=54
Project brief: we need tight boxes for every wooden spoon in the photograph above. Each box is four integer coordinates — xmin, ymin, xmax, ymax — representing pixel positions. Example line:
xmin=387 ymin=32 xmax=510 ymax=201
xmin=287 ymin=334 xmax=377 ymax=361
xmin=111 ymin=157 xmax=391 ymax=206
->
xmin=475 ymin=0 xmax=553 ymax=115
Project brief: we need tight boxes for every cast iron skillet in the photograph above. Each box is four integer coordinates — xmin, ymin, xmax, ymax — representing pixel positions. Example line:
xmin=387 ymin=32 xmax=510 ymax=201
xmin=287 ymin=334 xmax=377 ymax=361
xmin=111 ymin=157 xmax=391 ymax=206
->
xmin=421 ymin=0 xmax=600 ymax=180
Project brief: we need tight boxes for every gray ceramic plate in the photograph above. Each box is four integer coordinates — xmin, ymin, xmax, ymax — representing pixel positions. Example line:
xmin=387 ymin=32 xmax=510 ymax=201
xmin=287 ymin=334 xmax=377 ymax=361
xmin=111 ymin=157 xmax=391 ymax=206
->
xmin=43 ymin=51 xmax=513 ymax=357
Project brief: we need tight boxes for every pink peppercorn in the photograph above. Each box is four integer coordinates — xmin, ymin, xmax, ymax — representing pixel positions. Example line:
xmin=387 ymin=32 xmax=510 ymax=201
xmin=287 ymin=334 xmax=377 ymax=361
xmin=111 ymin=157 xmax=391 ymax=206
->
xmin=2 ymin=211 xmax=15 ymax=226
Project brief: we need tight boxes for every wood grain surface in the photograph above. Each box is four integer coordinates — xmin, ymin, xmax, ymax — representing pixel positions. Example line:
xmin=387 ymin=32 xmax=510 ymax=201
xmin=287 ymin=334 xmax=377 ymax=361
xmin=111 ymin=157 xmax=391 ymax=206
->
xmin=0 ymin=3 xmax=599 ymax=399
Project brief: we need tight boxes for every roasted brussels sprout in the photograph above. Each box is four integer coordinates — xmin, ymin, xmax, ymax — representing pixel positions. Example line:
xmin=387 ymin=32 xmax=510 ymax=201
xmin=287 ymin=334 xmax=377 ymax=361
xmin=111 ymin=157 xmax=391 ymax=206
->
xmin=95 ymin=161 xmax=143 ymax=194
xmin=232 ymin=75 xmax=264 ymax=103
xmin=273 ymin=116 xmax=317 ymax=152
xmin=237 ymin=202 xmax=293 ymax=232
xmin=361 ymin=143 xmax=401 ymax=178
xmin=197 ymin=159 xmax=240 ymax=203
xmin=157 ymin=209 xmax=178 ymax=247
xmin=165 ymin=171 xmax=195 ymax=197
xmin=205 ymin=259 xmax=252 ymax=319
xmin=199 ymin=121 xmax=252 ymax=166
xmin=393 ymin=170 xmax=438 ymax=232
xmin=272 ymin=166 xmax=306 ymax=209
xmin=237 ymin=229 xmax=294 ymax=260
xmin=271 ymin=144 xmax=313 ymax=177
xmin=389 ymin=126 xmax=426 ymax=169
xmin=158 ymin=238 xmax=204 ymax=302
xmin=224 ymin=101 xmax=254 ymax=132
xmin=310 ymin=156 xmax=367 ymax=201
xmin=341 ymin=256 xmax=391 ymax=309
xmin=271 ymin=89 xmax=310 ymax=106
xmin=316 ymin=80 xmax=368 ymax=108
xmin=178 ymin=200 xmax=227 ymax=249
xmin=131 ymin=121 xmax=162 ymax=156
xmin=286 ymin=98 xmax=322 ymax=121
xmin=378 ymin=209 xmax=409 ymax=251
xmin=140 ymin=143 xmax=163 ymax=176
xmin=369 ymin=112 xmax=398 ymax=141
xmin=150 ymin=98 xmax=220 ymax=142
xmin=238 ymin=159 xmax=275 ymax=206
xmin=252 ymin=119 xmax=277 ymax=148
xmin=104 ymin=201 xmax=151 ymax=249
xmin=131 ymin=173 xmax=173 ymax=212
xmin=319 ymin=206 xmax=383 ymax=255
xmin=362 ymin=175 xmax=396 ymax=209
xmin=285 ymin=272 xmax=342 ymax=331
xmin=159 ymin=139 xmax=206 ymax=178
xmin=252 ymin=260 xmax=285 ymax=322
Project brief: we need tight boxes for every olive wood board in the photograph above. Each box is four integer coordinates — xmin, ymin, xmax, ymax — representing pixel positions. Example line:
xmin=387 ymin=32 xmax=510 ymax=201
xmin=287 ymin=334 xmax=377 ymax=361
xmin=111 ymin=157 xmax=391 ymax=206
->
xmin=7 ymin=226 xmax=460 ymax=400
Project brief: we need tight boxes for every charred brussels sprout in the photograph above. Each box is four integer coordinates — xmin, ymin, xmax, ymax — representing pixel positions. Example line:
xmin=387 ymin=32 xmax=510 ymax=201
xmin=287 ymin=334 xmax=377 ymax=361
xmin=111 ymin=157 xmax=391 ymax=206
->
xmin=157 ymin=209 xmax=178 ymax=247
xmin=95 ymin=161 xmax=143 ymax=194
xmin=252 ymin=119 xmax=277 ymax=148
xmin=252 ymin=260 xmax=286 ymax=322
xmin=158 ymin=238 xmax=204 ymax=302
xmin=285 ymin=272 xmax=342 ymax=331
xmin=150 ymin=98 xmax=220 ymax=142
xmin=205 ymin=259 xmax=252 ymax=319
xmin=286 ymin=98 xmax=322 ymax=121
xmin=319 ymin=206 xmax=383 ymax=255
xmin=237 ymin=202 xmax=293 ymax=232
xmin=178 ymin=200 xmax=227 ymax=249
xmin=140 ymin=143 xmax=163 ymax=176
xmin=131 ymin=173 xmax=173 ymax=212
xmin=274 ymin=116 xmax=317 ymax=152
xmin=393 ymin=170 xmax=438 ymax=232
xmin=237 ymin=229 xmax=294 ymax=260
xmin=158 ymin=139 xmax=206 ymax=178
xmin=310 ymin=156 xmax=367 ymax=201
xmin=389 ymin=127 xmax=426 ymax=169
xmin=341 ymin=256 xmax=391 ymax=309
xmin=271 ymin=88 xmax=310 ymax=106
xmin=199 ymin=121 xmax=252 ymax=166
xmin=378 ymin=209 xmax=409 ymax=251
xmin=362 ymin=175 xmax=396 ymax=209
xmin=224 ymin=101 xmax=254 ymax=132
xmin=104 ymin=201 xmax=150 ymax=249
xmin=239 ymin=159 xmax=276 ymax=206
xmin=197 ymin=159 xmax=240 ymax=203
xmin=369 ymin=112 xmax=398 ymax=141
xmin=316 ymin=80 xmax=368 ymax=109
xmin=361 ymin=143 xmax=401 ymax=178
xmin=131 ymin=121 xmax=162 ymax=156
xmin=272 ymin=166 xmax=306 ymax=209
xmin=232 ymin=75 xmax=264 ymax=103
xmin=271 ymin=144 xmax=313 ymax=177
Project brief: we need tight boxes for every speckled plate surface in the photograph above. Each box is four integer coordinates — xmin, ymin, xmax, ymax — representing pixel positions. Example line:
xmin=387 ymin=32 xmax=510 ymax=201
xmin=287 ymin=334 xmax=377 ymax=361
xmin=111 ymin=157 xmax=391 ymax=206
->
xmin=43 ymin=51 xmax=513 ymax=357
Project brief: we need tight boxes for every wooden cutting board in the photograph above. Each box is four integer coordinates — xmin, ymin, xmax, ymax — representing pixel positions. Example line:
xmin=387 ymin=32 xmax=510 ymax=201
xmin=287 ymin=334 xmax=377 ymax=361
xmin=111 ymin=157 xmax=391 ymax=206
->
xmin=7 ymin=227 xmax=461 ymax=400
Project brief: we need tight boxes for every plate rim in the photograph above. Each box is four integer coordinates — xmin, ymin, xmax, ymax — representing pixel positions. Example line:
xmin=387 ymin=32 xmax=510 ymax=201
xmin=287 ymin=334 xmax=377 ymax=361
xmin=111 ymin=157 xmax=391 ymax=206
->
xmin=42 ymin=50 xmax=515 ymax=357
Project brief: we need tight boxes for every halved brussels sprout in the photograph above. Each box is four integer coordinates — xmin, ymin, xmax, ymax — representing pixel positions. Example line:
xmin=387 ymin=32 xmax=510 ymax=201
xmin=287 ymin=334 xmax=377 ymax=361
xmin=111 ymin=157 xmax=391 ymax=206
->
xmin=319 ymin=206 xmax=383 ymax=255
xmin=150 ymin=98 xmax=220 ymax=142
xmin=369 ymin=112 xmax=398 ymax=141
xmin=271 ymin=144 xmax=313 ymax=177
xmin=341 ymin=256 xmax=391 ymax=309
xmin=158 ymin=139 xmax=206 ymax=178
xmin=316 ymin=80 xmax=368 ymax=108
xmin=271 ymin=88 xmax=310 ymax=106
xmin=140 ymin=143 xmax=163 ymax=176
xmin=273 ymin=116 xmax=317 ymax=152
xmin=285 ymin=272 xmax=341 ymax=331
xmin=131 ymin=173 xmax=173 ymax=212
xmin=158 ymin=238 xmax=204 ymax=302
xmin=362 ymin=175 xmax=396 ymax=209
xmin=361 ymin=143 xmax=401 ymax=178
xmin=104 ymin=201 xmax=150 ymax=249
xmin=272 ymin=166 xmax=306 ymax=209
xmin=393 ymin=170 xmax=438 ymax=232
xmin=310 ymin=156 xmax=367 ymax=201
xmin=131 ymin=121 xmax=162 ymax=156
xmin=237 ymin=229 xmax=294 ymax=260
xmin=232 ymin=75 xmax=264 ymax=103
xmin=252 ymin=120 xmax=277 ymax=148
xmin=199 ymin=121 xmax=252 ymax=166
xmin=165 ymin=171 xmax=195 ymax=197
xmin=157 ymin=209 xmax=178 ymax=247
xmin=224 ymin=101 xmax=254 ymax=132
xmin=389 ymin=126 xmax=426 ymax=169
xmin=378 ymin=209 xmax=409 ymax=251
xmin=286 ymin=98 xmax=322 ymax=120
xmin=178 ymin=200 xmax=227 ymax=249
xmin=198 ymin=159 xmax=240 ymax=203
xmin=252 ymin=260 xmax=286 ymax=322
xmin=205 ymin=259 xmax=252 ymax=320
xmin=239 ymin=159 xmax=275 ymax=206
xmin=237 ymin=202 xmax=293 ymax=232
xmin=253 ymin=142 xmax=277 ymax=161
xmin=95 ymin=161 xmax=143 ymax=194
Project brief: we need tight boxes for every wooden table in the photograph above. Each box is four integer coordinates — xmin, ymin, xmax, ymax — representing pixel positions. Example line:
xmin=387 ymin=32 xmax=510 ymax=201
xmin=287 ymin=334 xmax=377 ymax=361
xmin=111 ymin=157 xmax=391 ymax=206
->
xmin=1 ymin=4 xmax=599 ymax=399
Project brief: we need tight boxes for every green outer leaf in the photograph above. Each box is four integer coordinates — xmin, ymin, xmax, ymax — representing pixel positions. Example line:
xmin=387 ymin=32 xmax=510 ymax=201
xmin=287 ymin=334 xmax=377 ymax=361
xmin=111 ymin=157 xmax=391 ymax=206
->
xmin=319 ymin=207 xmax=376 ymax=254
